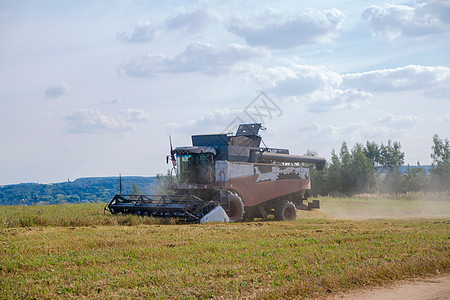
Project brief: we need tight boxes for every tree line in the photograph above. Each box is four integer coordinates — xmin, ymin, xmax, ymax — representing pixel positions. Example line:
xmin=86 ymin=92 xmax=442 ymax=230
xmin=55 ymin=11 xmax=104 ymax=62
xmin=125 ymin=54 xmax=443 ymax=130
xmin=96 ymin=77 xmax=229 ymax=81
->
xmin=0 ymin=177 xmax=157 ymax=206
xmin=309 ymin=134 xmax=449 ymax=196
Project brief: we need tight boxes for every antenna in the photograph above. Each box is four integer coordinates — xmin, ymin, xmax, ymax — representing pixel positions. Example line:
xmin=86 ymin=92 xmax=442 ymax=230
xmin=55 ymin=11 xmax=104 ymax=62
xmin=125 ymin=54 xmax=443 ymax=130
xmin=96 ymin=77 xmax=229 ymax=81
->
xmin=169 ymin=135 xmax=178 ymax=175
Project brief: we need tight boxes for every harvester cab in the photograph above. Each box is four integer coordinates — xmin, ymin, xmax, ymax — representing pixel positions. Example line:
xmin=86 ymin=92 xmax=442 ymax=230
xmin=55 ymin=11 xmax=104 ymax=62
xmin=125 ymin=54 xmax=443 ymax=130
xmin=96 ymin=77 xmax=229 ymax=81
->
xmin=173 ymin=147 xmax=216 ymax=185
xmin=107 ymin=123 xmax=325 ymax=223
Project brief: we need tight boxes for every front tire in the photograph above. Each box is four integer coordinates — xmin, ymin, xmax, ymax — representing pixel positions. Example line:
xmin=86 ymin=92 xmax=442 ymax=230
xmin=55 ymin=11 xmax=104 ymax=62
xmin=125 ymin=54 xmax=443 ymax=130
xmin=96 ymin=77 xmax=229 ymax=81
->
xmin=226 ymin=191 xmax=245 ymax=222
xmin=275 ymin=201 xmax=297 ymax=221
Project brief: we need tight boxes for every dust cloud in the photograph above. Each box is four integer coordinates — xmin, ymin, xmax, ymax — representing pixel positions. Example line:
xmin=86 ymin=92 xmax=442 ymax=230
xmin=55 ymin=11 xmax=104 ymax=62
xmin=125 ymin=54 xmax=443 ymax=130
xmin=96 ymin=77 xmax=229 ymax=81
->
xmin=307 ymin=195 xmax=450 ymax=220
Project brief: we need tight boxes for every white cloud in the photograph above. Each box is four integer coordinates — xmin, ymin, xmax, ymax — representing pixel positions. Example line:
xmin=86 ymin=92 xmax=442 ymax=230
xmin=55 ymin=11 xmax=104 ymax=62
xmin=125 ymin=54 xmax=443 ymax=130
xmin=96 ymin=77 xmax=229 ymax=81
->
xmin=167 ymin=108 xmax=244 ymax=134
xmin=299 ymin=121 xmax=368 ymax=137
xmin=362 ymin=0 xmax=450 ymax=40
xmin=116 ymin=21 xmax=160 ymax=43
xmin=45 ymin=82 xmax=70 ymax=98
xmin=121 ymin=108 xmax=150 ymax=122
xmin=254 ymin=63 xmax=449 ymax=113
xmin=253 ymin=63 xmax=371 ymax=113
xmin=434 ymin=113 xmax=450 ymax=124
xmin=308 ymin=88 xmax=372 ymax=113
xmin=63 ymin=108 xmax=149 ymax=134
xmin=227 ymin=8 xmax=344 ymax=48
xmin=298 ymin=121 xmax=338 ymax=136
xmin=117 ymin=8 xmax=218 ymax=43
xmin=378 ymin=114 xmax=422 ymax=129
xmin=297 ymin=121 xmax=384 ymax=142
xmin=444 ymin=114 xmax=450 ymax=123
xmin=118 ymin=42 xmax=265 ymax=77
xmin=358 ymin=125 xmax=399 ymax=140
xmin=164 ymin=8 xmax=219 ymax=33
xmin=342 ymin=65 xmax=450 ymax=92
xmin=257 ymin=64 xmax=450 ymax=98
xmin=257 ymin=64 xmax=342 ymax=96
xmin=298 ymin=121 xmax=397 ymax=141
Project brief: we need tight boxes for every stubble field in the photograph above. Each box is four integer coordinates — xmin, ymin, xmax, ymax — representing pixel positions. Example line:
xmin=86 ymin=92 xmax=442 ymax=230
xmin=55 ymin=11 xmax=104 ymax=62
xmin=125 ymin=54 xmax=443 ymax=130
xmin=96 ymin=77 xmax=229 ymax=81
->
xmin=1 ymin=194 xmax=449 ymax=299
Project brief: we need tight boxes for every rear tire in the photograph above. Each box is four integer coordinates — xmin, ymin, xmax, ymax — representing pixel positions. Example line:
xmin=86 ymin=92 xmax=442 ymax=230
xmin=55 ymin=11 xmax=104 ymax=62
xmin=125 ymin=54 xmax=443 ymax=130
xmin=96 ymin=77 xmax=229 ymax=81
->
xmin=226 ymin=191 xmax=245 ymax=222
xmin=275 ymin=201 xmax=297 ymax=221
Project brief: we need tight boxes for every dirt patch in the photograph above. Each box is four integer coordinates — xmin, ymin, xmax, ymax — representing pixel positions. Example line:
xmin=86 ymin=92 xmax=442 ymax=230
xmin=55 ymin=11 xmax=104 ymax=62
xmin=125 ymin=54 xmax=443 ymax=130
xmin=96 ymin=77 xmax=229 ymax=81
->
xmin=329 ymin=274 xmax=450 ymax=300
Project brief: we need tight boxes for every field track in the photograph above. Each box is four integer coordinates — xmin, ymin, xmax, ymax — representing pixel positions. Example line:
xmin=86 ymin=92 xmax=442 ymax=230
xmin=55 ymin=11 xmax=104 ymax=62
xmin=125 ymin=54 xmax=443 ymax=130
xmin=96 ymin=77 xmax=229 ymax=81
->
xmin=329 ymin=274 xmax=449 ymax=300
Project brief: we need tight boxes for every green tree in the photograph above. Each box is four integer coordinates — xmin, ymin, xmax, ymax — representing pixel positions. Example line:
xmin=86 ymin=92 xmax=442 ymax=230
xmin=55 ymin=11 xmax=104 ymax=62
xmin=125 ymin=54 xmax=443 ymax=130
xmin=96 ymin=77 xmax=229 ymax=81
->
xmin=68 ymin=195 xmax=81 ymax=203
xmin=379 ymin=140 xmax=404 ymax=171
xmin=131 ymin=182 xmax=142 ymax=200
xmin=374 ymin=140 xmax=406 ymax=194
xmin=403 ymin=163 xmax=429 ymax=192
xmin=350 ymin=144 xmax=376 ymax=193
xmin=363 ymin=141 xmax=381 ymax=167
xmin=430 ymin=134 xmax=450 ymax=191
xmin=324 ymin=142 xmax=376 ymax=195
xmin=132 ymin=182 xmax=142 ymax=195
xmin=326 ymin=149 xmax=342 ymax=195
xmin=381 ymin=168 xmax=404 ymax=194
xmin=154 ymin=170 xmax=175 ymax=195
xmin=339 ymin=142 xmax=352 ymax=193
xmin=55 ymin=194 xmax=67 ymax=204
xmin=305 ymin=150 xmax=328 ymax=196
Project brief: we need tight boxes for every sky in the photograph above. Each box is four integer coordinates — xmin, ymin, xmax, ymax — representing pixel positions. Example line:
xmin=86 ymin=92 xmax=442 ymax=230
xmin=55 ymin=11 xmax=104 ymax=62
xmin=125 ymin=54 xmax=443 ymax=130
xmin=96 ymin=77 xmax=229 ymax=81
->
xmin=0 ymin=0 xmax=449 ymax=185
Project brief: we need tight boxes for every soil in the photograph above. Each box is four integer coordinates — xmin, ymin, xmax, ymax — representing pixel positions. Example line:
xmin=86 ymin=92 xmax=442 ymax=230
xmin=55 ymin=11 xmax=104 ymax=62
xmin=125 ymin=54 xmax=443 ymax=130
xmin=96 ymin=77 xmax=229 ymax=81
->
xmin=328 ymin=274 xmax=450 ymax=300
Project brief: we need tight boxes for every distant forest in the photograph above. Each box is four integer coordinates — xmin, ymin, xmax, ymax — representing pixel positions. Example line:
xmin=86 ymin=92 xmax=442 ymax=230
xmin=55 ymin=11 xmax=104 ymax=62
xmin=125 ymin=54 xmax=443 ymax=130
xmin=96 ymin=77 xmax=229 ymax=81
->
xmin=0 ymin=177 xmax=157 ymax=206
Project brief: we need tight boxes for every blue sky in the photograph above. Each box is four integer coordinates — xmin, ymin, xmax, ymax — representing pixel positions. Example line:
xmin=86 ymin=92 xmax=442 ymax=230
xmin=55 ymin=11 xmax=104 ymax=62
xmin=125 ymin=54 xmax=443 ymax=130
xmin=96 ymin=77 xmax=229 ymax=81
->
xmin=1 ymin=0 xmax=449 ymax=185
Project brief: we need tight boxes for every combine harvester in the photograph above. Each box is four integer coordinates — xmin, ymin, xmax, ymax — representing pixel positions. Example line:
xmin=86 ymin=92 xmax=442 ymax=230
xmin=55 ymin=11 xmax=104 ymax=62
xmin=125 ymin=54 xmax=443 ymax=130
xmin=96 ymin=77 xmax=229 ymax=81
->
xmin=107 ymin=123 xmax=325 ymax=223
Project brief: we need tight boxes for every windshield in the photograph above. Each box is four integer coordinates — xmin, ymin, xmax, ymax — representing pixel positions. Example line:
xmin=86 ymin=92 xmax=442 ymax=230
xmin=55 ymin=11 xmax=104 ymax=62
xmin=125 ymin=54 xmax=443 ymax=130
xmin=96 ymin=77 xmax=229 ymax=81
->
xmin=177 ymin=153 xmax=214 ymax=184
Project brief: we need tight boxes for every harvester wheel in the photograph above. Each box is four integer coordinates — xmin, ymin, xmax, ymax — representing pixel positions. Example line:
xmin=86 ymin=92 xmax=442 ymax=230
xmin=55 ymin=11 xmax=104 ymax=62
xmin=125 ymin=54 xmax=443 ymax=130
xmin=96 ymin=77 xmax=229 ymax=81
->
xmin=226 ymin=191 xmax=245 ymax=222
xmin=275 ymin=201 xmax=297 ymax=221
